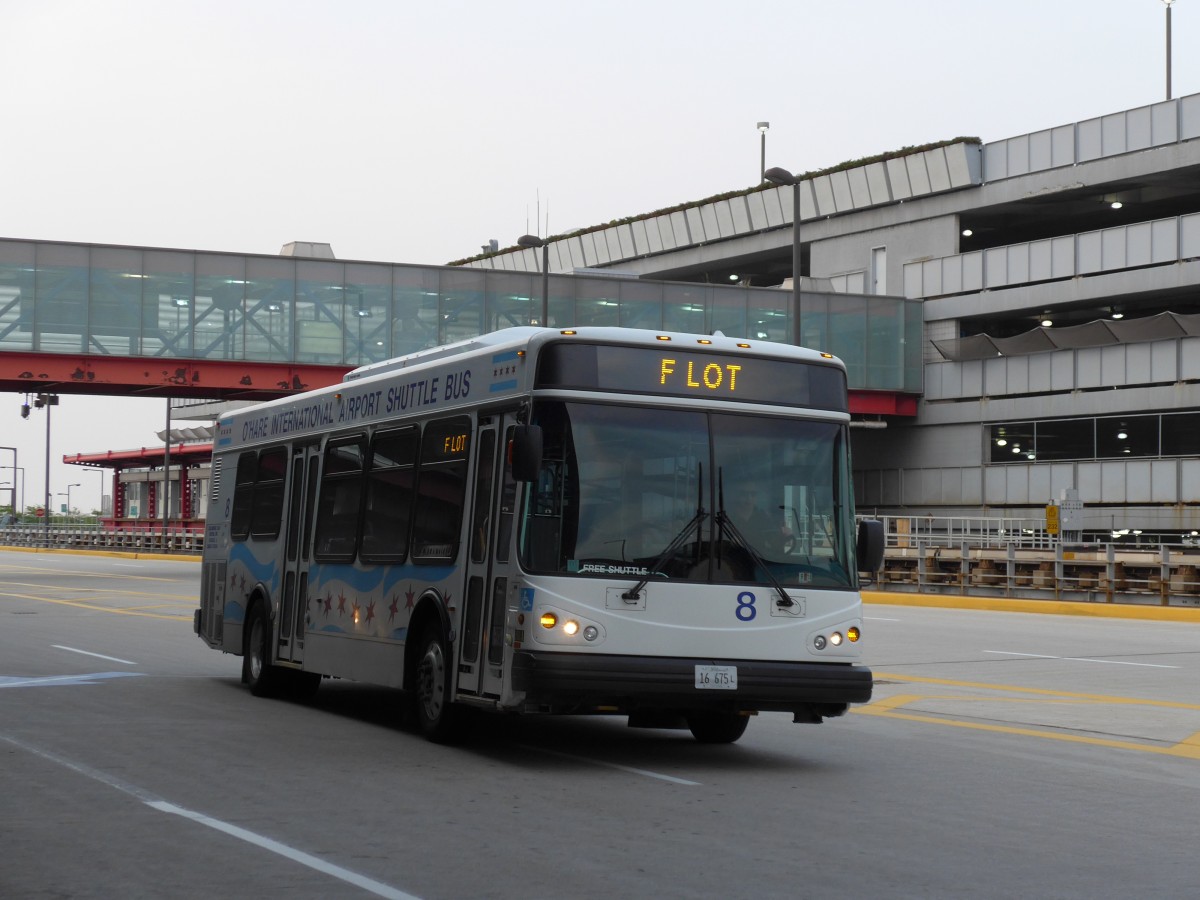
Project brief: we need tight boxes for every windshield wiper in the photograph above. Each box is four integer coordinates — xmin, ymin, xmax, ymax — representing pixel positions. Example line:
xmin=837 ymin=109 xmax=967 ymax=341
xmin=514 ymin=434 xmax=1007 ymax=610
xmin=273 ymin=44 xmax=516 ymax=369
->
xmin=623 ymin=464 xmax=706 ymax=601
xmin=716 ymin=471 xmax=796 ymax=608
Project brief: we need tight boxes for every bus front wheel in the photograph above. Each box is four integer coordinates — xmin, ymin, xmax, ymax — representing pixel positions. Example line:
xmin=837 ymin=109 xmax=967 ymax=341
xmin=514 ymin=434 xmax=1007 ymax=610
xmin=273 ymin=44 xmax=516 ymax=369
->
xmin=243 ymin=602 xmax=280 ymax=698
xmin=686 ymin=711 xmax=750 ymax=744
xmin=414 ymin=625 xmax=463 ymax=743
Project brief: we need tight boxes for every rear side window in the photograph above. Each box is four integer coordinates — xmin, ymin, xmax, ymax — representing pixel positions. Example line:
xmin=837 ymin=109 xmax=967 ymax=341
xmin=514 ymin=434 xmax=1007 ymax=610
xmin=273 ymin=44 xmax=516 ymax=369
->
xmin=362 ymin=427 xmax=419 ymax=563
xmin=249 ymin=448 xmax=288 ymax=539
xmin=411 ymin=417 xmax=472 ymax=563
xmin=230 ymin=453 xmax=257 ymax=541
xmin=313 ymin=437 xmax=367 ymax=562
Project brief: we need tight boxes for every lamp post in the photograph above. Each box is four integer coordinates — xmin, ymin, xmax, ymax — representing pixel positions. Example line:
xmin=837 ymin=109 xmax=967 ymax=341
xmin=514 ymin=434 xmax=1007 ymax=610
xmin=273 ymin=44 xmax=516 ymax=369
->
xmin=1164 ymin=0 xmax=1176 ymax=100
xmin=757 ymin=122 xmax=770 ymax=181
xmin=764 ymin=166 xmax=803 ymax=346
xmin=65 ymin=483 xmax=81 ymax=516
xmin=89 ymin=467 xmax=106 ymax=516
xmin=517 ymin=234 xmax=550 ymax=326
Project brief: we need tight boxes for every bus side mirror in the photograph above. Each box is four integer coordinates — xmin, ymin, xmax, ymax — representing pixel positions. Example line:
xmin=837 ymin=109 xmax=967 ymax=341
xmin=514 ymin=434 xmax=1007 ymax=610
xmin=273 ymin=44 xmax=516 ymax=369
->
xmin=509 ymin=425 xmax=543 ymax=482
xmin=857 ymin=519 xmax=885 ymax=573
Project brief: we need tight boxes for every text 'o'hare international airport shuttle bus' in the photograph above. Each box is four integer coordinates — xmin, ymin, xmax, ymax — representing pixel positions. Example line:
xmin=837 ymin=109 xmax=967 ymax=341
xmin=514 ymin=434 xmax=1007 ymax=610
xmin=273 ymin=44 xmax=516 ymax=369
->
xmin=196 ymin=326 xmax=885 ymax=744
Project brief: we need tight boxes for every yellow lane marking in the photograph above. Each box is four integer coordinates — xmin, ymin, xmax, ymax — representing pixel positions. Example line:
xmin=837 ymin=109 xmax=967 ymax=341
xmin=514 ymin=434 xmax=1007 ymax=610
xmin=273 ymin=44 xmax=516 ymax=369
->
xmin=863 ymin=590 xmax=1200 ymax=621
xmin=873 ymin=671 xmax=1200 ymax=711
xmin=859 ymin=673 xmax=1200 ymax=759
xmin=0 ymin=590 xmax=192 ymax=621
xmin=0 ymin=581 xmax=194 ymax=601
xmin=0 ymin=565 xmax=183 ymax=583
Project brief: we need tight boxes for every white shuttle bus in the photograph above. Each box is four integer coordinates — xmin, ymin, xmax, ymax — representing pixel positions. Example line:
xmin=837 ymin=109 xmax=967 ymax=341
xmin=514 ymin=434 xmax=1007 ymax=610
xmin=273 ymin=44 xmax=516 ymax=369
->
xmin=196 ymin=326 xmax=883 ymax=743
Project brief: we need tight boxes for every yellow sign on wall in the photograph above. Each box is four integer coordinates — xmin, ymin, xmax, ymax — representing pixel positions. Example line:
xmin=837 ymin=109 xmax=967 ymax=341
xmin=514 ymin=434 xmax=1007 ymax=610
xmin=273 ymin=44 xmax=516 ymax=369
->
xmin=1045 ymin=504 xmax=1060 ymax=536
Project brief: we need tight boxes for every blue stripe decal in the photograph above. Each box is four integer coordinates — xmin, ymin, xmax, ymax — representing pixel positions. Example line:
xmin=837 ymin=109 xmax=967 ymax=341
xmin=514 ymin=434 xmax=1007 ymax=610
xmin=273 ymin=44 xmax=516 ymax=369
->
xmin=490 ymin=380 xmax=518 ymax=392
xmin=491 ymin=350 xmax=520 ymax=363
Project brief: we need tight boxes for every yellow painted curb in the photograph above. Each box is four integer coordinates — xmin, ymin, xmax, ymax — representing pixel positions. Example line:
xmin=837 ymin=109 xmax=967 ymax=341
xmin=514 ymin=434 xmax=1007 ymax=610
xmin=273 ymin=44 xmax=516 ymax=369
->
xmin=0 ymin=545 xmax=201 ymax=563
xmin=863 ymin=589 xmax=1200 ymax=621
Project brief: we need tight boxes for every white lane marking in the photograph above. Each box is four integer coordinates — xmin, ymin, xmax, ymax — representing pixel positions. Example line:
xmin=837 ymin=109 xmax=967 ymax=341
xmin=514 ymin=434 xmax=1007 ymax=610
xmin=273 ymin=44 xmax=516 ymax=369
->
xmin=0 ymin=734 xmax=420 ymax=900
xmin=148 ymin=802 xmax=418 ymax=899
xmin=0 ymin=672 xmax=145 ymax=688
xmin=53 ymin=645 xmax=138 ymax=665
xmin=984 ymin=650 xmax=1179 ymax=669
xmin=113 ymin=563 xmax=145 ymax=568
xmin=519 ymin=744 xmax=701 ymax=785
xmin=865 ymin=616 xmax=901 ymax=622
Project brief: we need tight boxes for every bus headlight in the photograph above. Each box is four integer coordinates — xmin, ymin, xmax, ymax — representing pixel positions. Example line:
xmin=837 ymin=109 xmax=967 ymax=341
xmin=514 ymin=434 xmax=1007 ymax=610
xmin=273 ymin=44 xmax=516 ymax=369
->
xmin=814 ymin=635 xmax=827 ymax=650
xmin=830 ymin=631 xmax=844 ymax=646
xmin=583 ymin=626 xmax=599 ymax=642
xmin=562 ymin=620 xmax=579 ymax=636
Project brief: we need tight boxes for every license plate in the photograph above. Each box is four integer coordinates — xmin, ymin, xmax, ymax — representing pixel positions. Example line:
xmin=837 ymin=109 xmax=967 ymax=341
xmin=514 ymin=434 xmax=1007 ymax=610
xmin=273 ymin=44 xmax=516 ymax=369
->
xmin=694 ymin=665 xmax=737 ymax=690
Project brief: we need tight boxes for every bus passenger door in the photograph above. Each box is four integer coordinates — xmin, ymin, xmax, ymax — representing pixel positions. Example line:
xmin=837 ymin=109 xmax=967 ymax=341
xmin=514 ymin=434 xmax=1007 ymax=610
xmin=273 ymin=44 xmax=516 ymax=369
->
xmin=457 ymin=416 xmax=510 ymax=698
xmin=278 ymin=445 xmax=320 ymax=665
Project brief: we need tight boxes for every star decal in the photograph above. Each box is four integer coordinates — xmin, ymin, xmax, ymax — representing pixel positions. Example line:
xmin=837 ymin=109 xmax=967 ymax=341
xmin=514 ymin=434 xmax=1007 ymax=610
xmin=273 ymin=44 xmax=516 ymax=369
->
xmin=366 ymin=601 xmax=376 ymax=625
xmin=351 ymin=599 xmax=361 ymax=623
xmin=337 ymin=591 xmax=347 ymax=616
xmin=323 ymin=593 xmax=332 ymax=618
xmin=388 ymin=594 xmax=400 ymax=623
xmin=405 ymin=586 xmax=416 ymax=610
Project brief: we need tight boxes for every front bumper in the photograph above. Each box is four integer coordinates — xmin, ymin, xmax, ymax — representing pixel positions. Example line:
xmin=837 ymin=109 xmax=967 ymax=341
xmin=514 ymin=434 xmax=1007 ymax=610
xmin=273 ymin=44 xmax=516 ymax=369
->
xmin=510 ymin=650 xmax=872 ymax=715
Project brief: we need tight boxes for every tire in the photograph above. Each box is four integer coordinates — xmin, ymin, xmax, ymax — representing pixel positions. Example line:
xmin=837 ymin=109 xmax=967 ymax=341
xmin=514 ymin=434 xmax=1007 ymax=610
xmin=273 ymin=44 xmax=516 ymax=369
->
xmin=686 ymin=711 xmax=750 ymax=744
xmin=243 ymin=601 xmax=281 ymax=698
xmin=413 ymin=624 xmax=463 ymax=743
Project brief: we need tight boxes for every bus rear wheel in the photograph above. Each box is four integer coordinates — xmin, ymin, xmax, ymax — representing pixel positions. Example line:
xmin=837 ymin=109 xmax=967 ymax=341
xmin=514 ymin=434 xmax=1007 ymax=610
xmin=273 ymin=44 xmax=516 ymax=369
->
xmin=686 ymin=711 xmax=749 ymax=744
xmin=414 ymin=624 xmax=463 ymax=743
xmin=243 ymin=601 xmax=281 ymax=698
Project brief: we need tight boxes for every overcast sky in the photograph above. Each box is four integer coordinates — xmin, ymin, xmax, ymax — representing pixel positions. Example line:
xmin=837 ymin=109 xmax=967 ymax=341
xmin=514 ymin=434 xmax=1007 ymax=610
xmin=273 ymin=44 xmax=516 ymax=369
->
xmin=2 ymin=0 xmax=1197 ymax=513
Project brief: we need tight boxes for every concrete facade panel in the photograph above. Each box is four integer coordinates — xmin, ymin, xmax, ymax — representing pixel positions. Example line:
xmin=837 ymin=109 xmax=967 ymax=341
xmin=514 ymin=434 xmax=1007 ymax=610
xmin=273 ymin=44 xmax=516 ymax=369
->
xmin=926 ymin=148 xmax=952 ymax=193
xmin=866 ymin=162 xmax=891 ymax=205
xmin=1051 ymin=125 xmax=1075 ymax=167
xmin=1007 ymin=135 xmax=1030 ymax=177
xmin=1078 ymin=117 xmax=1103 ymax=161
xmin=847 ymin=167 xmax=872 ymax=208
xmin=982 ymin=141 xmax=1007 ymax=181
xmin=644 ymin=218 xmax=665 ymax=253
xmin=1183 ymin=459 xmax=1200 ymax=502
xmin=1183 ymin=94 xmax=1200 ymax=140
xmin=685 ymin=208 xmax=707 ymax=244
xmin=669 ymin=211 xmax=689 ymax=246
xmin=1076 ymin=462 xmax=1102 ymax=502
xmin=1151 ymin=340 xmax=1178 ymax=381
xmin=1077 ymin=348 xmax=1102 ymax=388
xmin=885 ymin=157 xmax=913 ymax=200
xmin=1182 ymin=337 xmax=1200 ymax=380
xmin=1151 ymin=460 xmax=1178 ymax=503
xmin=813 ymin=176 xmax=837 ymax=216
xmin=654 ymin=216 xmax=676 ymax=251
xmin=830 ymin=171 xmax=854 ymax=211
xmin=905 ymin=154 xmax=932 ymax=195
xmin=746 ymin=192 xmax=769 ymax=231
xmin=728 ymin=197 xmax=751 ymax=234
xmin=1126 ymin=105 xmax=1152 ymax=152
xmin=1152 ymin=100 xmax=1179 ymax=144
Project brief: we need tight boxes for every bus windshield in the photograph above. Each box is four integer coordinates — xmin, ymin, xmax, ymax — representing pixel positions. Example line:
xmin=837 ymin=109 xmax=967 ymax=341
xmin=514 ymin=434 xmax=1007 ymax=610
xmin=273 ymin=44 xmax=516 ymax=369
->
xmin=519 ymin=400 xmax=857 ymax=589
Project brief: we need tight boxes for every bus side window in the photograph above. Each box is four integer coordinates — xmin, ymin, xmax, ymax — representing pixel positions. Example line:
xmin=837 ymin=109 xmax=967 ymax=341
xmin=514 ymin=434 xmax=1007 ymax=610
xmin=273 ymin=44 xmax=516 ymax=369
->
xmin=411 ymin=416 xmax=471 ymax=563
xmin=362 ymin=427 xmax=418 ymax=563
xmin=230 ymin=452 xmax=257 ymax=541
xmin=249 ymin=448 xmax=288 ymax=540
xmin=313 ymin=437 xmax=366 ymax=562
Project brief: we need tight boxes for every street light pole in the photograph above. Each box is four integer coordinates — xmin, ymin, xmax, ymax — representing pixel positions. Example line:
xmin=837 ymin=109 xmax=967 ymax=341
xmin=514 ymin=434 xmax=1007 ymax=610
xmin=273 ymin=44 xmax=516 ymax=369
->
xmin=757 ymin=122 xmax=770 ymax=182
xmin=66 ymin=483 xmax=81 ymax=516
xmin=764 ymin=166 xmax=802 ymax=346
xmin=1164 ymin=0 xmax=1175 ymax=100
xmin=517 ymin=234 xmax=550 ymax=326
